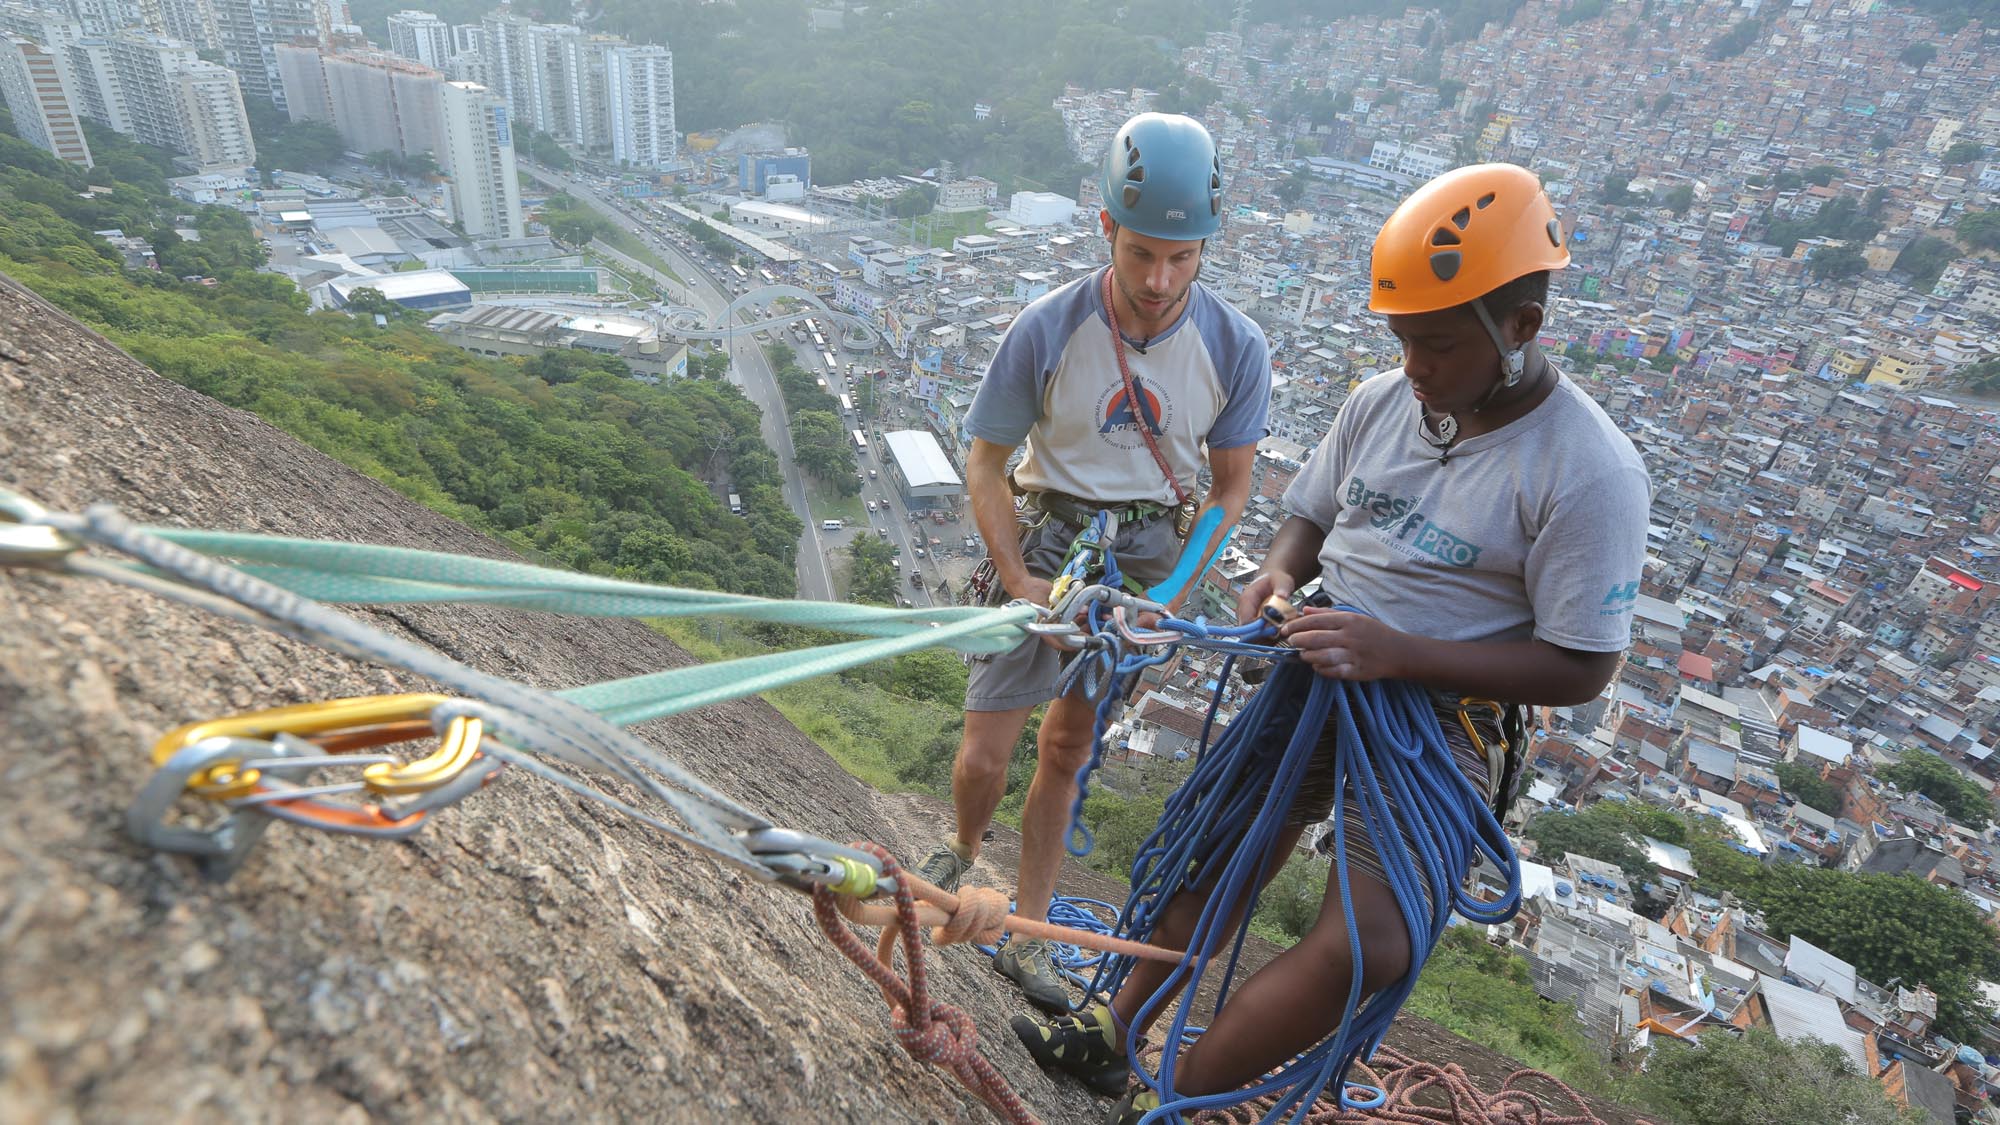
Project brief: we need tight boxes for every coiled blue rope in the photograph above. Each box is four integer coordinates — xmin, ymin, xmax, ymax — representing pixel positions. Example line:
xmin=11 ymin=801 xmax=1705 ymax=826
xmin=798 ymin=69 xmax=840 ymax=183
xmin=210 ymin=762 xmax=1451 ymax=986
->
xmin=1074 ymin=651 xmax=1523 ymax=1123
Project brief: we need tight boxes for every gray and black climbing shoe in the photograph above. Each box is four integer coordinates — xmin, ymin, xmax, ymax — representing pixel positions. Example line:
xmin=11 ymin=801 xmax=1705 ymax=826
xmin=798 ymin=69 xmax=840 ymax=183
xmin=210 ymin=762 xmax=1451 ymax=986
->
xmin=994 ymin=936 xmax=1073 ymax=1013
xmin=1108 ymin=1086 xmax=1162 ymax=1123
xmin=1011 ymin=1002 xmax=1128 ymax=1096
xmin=912 ymin=842 xmax=973 ymax=894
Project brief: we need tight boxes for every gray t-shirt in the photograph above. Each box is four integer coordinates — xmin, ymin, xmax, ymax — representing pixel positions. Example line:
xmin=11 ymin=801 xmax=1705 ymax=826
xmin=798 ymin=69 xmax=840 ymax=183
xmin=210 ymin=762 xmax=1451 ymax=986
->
xmin=1282 ymin=367 xmax=1651 ymax=652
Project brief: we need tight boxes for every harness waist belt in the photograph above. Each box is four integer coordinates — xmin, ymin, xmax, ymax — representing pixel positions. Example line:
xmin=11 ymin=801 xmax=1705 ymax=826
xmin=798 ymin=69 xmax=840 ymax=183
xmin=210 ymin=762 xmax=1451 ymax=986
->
xmin=1025 ymin=490 xmax=1170 ymax=530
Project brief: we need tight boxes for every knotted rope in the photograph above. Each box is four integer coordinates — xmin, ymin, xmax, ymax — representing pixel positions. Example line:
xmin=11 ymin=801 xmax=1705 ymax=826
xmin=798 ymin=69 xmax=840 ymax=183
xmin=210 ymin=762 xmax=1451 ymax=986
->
xmin=811 ymin=844 xmax=1036 ymax=1125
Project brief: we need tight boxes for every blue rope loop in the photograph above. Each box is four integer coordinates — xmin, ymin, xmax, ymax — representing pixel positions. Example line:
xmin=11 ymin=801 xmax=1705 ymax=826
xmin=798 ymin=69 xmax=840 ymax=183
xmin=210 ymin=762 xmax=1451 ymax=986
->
xmin=1055 ymin=624 xmax=1521 ymax=1124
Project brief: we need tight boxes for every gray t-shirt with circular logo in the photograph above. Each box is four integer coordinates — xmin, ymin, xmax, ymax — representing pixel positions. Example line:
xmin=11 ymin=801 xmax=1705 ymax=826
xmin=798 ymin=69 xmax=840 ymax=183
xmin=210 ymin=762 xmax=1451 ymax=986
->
xmin=1282 ymin=367 xmax=1651 ymax=653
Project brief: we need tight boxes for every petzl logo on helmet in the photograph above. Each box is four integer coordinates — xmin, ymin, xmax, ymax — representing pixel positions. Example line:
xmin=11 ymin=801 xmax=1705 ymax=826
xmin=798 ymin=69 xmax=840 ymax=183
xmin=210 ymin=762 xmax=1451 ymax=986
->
xmin=1164 ymin=208 xmax=1187 ymax=220
xmin=1377 ymin=278 xmax=1397 ymax=290
xmin=1096 ymin=376 xmax=1171 ymax=449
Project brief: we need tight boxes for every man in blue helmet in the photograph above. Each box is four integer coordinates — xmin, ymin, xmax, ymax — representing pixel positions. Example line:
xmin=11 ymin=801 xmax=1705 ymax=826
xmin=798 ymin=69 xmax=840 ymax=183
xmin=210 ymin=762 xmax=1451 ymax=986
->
xmin=912 ymin=112 xmax=1272 ymax=1013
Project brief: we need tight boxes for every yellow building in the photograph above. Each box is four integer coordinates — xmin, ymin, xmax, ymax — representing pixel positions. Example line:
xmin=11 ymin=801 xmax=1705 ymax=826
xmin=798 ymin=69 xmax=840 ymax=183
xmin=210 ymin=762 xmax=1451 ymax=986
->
xmin=1829 ymin=345 xmax=1872 ymax=378
xmin=1865 ymin=351 xmax=1932 ymax=389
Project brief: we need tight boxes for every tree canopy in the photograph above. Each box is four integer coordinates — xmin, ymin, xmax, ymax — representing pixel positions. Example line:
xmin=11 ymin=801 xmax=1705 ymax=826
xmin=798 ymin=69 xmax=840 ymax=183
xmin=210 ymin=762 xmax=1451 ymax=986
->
xmin=1633 ymin=1028 xmax=1922 ymax=1124
xmin=1772 ymin=761 xmax=1840 ymax=815
xmin=846 ymin=533 xmax=899 ymax=604
xmin=1523 ymin=803 xmax=1652 ymax=881
xmin=1878 ymin=750 xmax=1993 ymax=829
xmin=1755 ymin=866 xmax=2000 ymax=1040
xmin=1894 ymin=235 xmax=1957 ymax=290
xmin=1808 ymin=243 xmax=1867 ymax=281
xmin=1956 ymin=210 xmax=2000 ymax=252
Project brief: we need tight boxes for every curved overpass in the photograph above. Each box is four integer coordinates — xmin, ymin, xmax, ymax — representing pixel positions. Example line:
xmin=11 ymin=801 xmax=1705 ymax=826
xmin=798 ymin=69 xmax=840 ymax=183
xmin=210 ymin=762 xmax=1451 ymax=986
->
xmin=662 ymin=285 xmax=878 ymax=350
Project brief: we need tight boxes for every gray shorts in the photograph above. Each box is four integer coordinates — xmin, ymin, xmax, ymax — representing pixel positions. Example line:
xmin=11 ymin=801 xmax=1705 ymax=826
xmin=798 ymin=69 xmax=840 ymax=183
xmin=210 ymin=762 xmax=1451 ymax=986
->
xmin=963 ymin=507 xmax=1184 ymax=712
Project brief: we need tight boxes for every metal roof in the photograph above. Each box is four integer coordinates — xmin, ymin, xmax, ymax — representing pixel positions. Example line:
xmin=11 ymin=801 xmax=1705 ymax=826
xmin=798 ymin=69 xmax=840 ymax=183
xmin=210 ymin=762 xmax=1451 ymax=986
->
xmin=1687 ymin=740 xmax=1738 ymax=779
xmin=1797 ymin=725 xmax=1854 ymax=764
xmin=881 ymin=429 xmax=961 ymax=490
xmin=456 ymin=304 xmax=563 ymax=334
xmin=1758 ymin=974 xmax=1871 ymax=1075
xmin=329 ymin=269 xmax=469 ymax=301
xmin=1783 ymin=935 xmax=1858 ymax=1004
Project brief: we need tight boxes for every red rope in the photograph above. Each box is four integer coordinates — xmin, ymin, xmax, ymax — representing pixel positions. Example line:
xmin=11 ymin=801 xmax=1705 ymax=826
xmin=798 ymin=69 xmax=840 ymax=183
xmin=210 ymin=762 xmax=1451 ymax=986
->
xmin=1154 ymin=1045 xmax=1650 ymax=1124
xmin=810 ymin=843 xmax=1037 ymax=1125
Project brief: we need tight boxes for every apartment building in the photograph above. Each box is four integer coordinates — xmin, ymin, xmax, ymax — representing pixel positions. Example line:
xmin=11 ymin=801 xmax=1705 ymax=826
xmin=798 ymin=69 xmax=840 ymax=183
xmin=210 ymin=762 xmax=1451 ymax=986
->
xmin=603 ymin=42 xmax=674 ymax=169
xmin=385 ymin=9 xmax=449 ymax=68
xmin=211 ymin=0 xmax=332 ymax=109
xmin=0 ymin=33 xmax=91 ymax=165
xmin=438 ymin=79 xmax=522 ymax=240
xmin=278 ymin=44 xmax=442 ymax=159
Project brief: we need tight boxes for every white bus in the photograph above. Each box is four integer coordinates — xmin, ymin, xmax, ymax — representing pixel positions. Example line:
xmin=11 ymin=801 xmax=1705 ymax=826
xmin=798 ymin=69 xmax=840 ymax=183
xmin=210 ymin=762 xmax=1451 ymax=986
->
xmin=822 ymin=350 xmax=838 ymax=370
xmin=851 ymin=429 xmax=868 ymax=454
xmin=838 ymin=394 xmax=853 ymax=414
xmin=730 ymin=262 xmax=748 ymax=280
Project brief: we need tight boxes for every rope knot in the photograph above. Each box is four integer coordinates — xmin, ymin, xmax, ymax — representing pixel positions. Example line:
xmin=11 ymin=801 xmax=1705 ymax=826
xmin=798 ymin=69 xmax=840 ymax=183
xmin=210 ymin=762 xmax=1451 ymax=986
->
xmin=891 ymin=999 xmax=977 ymax=1066
xmin=931 ymin=885 xmax=1009 ymax=947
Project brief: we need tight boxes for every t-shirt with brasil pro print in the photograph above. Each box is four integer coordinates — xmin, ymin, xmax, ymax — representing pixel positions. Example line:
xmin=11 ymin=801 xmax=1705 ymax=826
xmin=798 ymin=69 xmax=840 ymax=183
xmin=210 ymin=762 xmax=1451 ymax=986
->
xmin=1282 ymin=366 xmax=1651 ymax=653
xmin=962 ymin=266 xmax=1271 ymax=507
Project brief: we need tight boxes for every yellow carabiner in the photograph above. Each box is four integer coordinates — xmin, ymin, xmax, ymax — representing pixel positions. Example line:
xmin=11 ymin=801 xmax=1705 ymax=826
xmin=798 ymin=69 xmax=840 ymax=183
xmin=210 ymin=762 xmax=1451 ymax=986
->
xmin=1048 ymin=572 xmax=1077 ymax=609
xmin=153 ymin=693 xmax=454 ymax=798
xmin=362 ymin=715 xmax=483 ymax=794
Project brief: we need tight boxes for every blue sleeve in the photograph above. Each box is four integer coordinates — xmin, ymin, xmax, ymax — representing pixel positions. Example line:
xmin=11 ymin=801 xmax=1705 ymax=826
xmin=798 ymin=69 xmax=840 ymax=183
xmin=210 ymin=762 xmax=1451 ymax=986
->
xmin=961 ymin=284 xmax=1086 ymax=447
xmin=1196 ymin=291 xmax=1271 ymax=449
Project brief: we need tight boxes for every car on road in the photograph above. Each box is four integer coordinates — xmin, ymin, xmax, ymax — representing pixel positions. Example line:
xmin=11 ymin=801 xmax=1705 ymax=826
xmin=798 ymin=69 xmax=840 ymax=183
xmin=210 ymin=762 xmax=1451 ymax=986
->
xmin=866 ymin=501 xmax=878 ymax=513
xmin=912 ymin=548 xmax=926 ymax=559
xmin=868 ymin=469 xmax=878 ymax=479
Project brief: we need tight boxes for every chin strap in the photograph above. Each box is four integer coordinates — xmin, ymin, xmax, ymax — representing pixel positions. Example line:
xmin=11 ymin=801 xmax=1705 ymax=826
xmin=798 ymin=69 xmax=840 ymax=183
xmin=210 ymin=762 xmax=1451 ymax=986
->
xmin=1469 ymin=297 xmax=1526 ymax=415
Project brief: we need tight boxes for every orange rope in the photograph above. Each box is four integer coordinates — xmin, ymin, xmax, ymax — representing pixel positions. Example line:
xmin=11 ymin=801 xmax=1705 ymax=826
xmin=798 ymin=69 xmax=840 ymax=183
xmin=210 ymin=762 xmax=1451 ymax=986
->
xmin=833 ymin=867 xmax=1186 ymax=964
xmin=1155 ymin=1045 xmax=1651 ymax=1124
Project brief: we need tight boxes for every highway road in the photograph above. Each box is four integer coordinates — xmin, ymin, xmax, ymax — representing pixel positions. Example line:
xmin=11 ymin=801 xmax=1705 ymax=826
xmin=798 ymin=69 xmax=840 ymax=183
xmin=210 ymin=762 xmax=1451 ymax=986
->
xmin=518 ymin=163 xmax=837 ymax=601
xmin=517 ymin=164 xmax=975 ymax=606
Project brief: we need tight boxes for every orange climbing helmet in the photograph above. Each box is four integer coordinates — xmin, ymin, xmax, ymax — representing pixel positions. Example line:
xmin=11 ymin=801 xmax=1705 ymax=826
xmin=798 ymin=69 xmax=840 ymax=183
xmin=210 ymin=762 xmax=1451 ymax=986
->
xmin=1368 ymin=163 xmax=1570 ymax=316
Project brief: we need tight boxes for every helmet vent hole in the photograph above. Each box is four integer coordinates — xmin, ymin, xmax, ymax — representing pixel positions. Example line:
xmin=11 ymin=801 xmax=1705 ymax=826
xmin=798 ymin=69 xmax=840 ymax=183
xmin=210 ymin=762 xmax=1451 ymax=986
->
xmin=1430 ymin=227 xmax=1461 ymax=247
xmin=1477 ymin=192 xmax=1496 ymax=210
xmin=1429 ymin=250 xmax=1462 ymax=282
xmin=1451 ymin=207 xmax=1471 ymax=230
xmin=1546 ymin=218 xmax=1562 ymax=247
xmin=1123 ymin=184 xmax=1144 ymax=208
xmin=1128 ymin=165 xmax=1145 ymax=183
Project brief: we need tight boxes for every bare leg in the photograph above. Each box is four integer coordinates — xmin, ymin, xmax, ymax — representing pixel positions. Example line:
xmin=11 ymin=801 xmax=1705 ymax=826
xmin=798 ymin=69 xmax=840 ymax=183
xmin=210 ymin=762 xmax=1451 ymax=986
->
xmin=1170 ymin=867 xmax=1414 ymax=1097
xmin=951 ymin=704 xmax=1035 ymax=861
xmin=1010 ymin=688 xmax=1110 ymax=924
xmin=1110 ymin=825 xmax=1306 ymax=1043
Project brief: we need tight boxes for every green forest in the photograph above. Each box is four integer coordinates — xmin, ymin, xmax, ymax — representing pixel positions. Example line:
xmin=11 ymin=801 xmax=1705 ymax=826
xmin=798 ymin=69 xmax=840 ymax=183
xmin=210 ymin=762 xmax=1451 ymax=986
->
xmin=0 ymin=119 xmax=800 ymax=596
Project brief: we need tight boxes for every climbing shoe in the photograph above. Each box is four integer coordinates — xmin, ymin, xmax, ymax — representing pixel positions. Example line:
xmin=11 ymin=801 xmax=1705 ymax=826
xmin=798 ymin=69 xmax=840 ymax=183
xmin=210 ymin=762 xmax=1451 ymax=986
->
xmin=1108 ymin=1086 xmax=1161 ymax=1123
xmin=993 ymin=936 xmax=1071 ymax=1013
xmin=912 ymin=842 xmax=973 ymax=894
xmin=1011 ymin=1002 xmax=1128 ymax=1097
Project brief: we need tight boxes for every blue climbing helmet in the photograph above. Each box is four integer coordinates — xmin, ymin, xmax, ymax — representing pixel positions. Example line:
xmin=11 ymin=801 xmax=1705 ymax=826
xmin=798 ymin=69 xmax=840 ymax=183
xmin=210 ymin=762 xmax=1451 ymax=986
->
xmin=1100 ymin=112 xmax=1224 ymax=241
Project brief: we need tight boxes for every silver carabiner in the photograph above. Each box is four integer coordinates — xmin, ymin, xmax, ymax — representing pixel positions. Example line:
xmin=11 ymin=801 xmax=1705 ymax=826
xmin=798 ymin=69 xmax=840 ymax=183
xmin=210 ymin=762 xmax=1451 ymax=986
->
xmin=126 ymin=736 xmax=292 ymax=880
xmin=0 ymin=489 xmax=82 ymax=570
